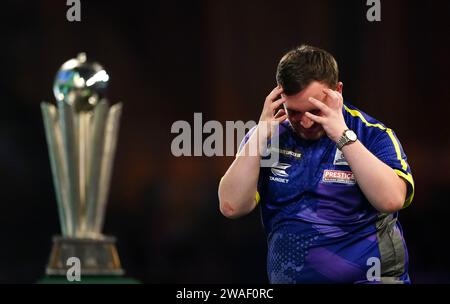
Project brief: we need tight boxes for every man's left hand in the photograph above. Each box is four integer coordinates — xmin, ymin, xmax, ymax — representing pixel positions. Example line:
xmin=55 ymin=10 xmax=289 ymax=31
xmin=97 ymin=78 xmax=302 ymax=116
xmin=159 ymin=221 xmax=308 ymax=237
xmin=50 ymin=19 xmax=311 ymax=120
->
xmin=305 ymin=88 xmax=348 ymax=143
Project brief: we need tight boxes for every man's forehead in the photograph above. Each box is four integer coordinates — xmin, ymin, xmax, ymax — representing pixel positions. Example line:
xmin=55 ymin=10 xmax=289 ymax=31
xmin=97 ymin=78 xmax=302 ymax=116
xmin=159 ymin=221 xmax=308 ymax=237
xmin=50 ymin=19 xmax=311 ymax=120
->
xmin=283 ymin=84 xmax=328 ymax=110
xmin=282 ymin=81 xmax=328 ymax=98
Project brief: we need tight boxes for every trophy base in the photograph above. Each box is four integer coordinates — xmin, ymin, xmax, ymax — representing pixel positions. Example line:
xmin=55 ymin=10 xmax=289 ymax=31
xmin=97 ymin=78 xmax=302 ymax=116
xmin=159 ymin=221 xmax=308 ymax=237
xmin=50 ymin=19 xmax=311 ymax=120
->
xmin=46 ymin=235 xmax=124 ymax=276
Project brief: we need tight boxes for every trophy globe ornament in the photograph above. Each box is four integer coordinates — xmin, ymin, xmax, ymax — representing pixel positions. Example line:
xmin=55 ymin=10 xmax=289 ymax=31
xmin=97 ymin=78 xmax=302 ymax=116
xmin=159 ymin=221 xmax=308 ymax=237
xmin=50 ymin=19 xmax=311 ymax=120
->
xmin=53 ymin=52 xmax=108 ymax=112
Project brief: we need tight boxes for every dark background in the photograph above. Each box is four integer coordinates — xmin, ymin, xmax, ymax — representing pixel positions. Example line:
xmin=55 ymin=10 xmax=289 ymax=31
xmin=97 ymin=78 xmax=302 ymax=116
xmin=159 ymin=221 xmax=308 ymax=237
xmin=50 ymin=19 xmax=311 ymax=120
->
xmin=0 ymin=0 xmax=449 ymax=283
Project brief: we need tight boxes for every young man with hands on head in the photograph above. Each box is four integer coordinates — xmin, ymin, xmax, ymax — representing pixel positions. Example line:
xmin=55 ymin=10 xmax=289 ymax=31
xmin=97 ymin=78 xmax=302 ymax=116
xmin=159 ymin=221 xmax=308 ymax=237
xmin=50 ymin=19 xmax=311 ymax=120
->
xmin=219 ymin=45 xmax=414 ymax=284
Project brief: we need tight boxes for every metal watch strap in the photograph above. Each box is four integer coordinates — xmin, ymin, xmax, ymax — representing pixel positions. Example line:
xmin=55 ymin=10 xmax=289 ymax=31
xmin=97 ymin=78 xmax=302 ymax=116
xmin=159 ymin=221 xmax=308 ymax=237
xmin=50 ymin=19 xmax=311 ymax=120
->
xmin=337 ymin=129 xmax=351 ymax=150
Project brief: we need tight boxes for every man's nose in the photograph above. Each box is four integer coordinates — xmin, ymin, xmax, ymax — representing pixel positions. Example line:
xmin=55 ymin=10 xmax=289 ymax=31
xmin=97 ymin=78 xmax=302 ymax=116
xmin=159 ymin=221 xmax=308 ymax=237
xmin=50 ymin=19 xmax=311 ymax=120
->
xmin=300 ymin=115 xmax=314 ymax=129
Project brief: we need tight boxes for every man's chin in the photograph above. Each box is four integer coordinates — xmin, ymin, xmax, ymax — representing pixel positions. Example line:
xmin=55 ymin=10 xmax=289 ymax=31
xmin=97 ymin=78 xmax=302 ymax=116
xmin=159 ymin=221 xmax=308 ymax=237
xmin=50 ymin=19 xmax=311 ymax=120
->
xmin=299 ymin=131 xmax=324 ymax=141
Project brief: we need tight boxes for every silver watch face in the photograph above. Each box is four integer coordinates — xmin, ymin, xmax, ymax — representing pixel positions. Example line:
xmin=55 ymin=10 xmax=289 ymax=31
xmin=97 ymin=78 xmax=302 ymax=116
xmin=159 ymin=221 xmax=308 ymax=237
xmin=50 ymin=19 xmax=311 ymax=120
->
xmin=345 ymin=130 xmax=357 ymax=141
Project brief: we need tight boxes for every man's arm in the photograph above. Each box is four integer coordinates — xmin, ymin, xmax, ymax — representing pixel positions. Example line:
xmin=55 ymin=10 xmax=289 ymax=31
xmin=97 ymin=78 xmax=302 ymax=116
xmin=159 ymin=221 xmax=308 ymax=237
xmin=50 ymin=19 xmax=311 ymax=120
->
xmin=340 ymin=139 xmax=407 ymax=213
xmin=218 ymin=128 xmax=264 ymax=219
xmin=218 ymin=86 xmax=287 ymax=218
xmin=306 ymin=88 xmax=407 ymax=213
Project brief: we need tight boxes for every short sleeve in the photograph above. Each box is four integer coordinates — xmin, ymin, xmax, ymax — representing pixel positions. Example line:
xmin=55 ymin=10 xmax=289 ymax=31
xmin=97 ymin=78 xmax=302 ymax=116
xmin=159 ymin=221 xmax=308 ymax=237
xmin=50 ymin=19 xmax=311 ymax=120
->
xmin=237 ymin=126 xmax=257 ymax=154
xmin=368 ymin=129 xmax=414 ymax=208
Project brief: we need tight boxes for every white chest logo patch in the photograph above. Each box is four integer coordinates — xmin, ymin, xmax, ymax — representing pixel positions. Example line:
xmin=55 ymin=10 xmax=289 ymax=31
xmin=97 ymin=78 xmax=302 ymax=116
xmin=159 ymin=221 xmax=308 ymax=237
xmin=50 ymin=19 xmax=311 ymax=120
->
xmin=333 ymin=148 xmax=349 ymax=166
xmin=270 ymin=162 xmax=291 ymax=183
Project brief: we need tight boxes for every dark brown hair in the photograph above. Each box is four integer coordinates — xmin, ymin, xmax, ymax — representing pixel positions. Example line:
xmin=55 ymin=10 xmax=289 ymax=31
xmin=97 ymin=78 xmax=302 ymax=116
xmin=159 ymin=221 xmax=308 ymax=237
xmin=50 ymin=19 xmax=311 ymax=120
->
xmin=276 ymin=45 xmax=339 ymax=95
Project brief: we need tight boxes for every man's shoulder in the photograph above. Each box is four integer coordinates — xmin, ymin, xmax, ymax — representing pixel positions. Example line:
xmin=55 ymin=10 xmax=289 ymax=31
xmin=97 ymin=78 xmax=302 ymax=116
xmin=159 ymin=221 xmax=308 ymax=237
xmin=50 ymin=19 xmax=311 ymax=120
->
xmin=343 ymin=102 xmax=390 ymax=144
xmin=343 ymin=102 xmax=386 ymax=128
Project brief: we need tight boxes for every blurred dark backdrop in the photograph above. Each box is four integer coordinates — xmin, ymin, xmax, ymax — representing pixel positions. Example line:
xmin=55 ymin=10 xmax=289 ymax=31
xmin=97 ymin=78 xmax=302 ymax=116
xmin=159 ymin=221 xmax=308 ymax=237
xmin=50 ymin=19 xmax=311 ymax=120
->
xmin=0 ymin=0 xmax=449 ymax=283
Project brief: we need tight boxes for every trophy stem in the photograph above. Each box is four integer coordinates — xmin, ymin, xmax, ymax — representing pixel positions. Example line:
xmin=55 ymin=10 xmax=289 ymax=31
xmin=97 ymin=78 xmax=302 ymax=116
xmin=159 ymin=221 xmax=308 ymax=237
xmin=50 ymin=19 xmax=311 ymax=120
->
xmin=85 ymin=101 xmax=109 ymax=236
xmin=59 ymin=102 xmax=81 ymax=237
xmin=78 ymin=112 xmax=91 ymax=235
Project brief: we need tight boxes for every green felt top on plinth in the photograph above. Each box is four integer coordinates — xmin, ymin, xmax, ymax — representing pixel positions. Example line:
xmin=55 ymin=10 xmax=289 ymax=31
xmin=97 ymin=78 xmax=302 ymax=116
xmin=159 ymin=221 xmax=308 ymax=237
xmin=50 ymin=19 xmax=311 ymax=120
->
xmin=38 ymin=275 xmax=140 ymax=284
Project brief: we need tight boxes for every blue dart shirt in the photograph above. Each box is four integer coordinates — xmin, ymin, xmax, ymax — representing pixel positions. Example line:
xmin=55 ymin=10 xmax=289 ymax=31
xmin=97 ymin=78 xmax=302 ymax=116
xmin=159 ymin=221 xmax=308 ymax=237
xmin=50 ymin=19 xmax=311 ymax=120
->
xmin=238 ymin=102 xmax=414 ymax=284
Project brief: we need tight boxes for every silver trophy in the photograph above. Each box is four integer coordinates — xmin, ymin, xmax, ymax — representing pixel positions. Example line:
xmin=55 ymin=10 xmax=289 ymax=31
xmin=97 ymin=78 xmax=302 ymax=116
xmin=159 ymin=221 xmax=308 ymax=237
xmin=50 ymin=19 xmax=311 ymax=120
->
xmin=41 ymin=53 xmax=124 ymax=275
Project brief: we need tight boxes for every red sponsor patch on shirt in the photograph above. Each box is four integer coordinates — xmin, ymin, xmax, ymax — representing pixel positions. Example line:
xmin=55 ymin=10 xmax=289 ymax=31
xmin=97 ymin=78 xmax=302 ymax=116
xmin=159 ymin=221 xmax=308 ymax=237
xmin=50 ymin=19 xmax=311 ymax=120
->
xmin=322 ymin=170 xmax=356 ymax=185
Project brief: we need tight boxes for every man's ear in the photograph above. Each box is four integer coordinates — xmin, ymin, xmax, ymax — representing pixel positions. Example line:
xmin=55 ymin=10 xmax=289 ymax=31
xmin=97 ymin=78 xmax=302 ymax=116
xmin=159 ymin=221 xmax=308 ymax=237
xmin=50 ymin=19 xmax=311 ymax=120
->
xmin=336 ymin=82 xmax=343 ymax=94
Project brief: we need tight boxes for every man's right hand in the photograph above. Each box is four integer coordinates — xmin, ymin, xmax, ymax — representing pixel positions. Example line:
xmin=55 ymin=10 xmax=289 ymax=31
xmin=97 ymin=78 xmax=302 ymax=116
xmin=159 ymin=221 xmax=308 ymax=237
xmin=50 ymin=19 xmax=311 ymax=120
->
xmin=258 ymin=86 xmax=288 ymax=139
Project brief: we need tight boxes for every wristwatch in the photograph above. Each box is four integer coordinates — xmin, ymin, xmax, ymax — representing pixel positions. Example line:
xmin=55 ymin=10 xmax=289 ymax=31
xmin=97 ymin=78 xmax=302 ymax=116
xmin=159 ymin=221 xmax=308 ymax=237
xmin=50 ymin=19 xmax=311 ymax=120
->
xmin=336 ymin=129 xmax=357 ymax=150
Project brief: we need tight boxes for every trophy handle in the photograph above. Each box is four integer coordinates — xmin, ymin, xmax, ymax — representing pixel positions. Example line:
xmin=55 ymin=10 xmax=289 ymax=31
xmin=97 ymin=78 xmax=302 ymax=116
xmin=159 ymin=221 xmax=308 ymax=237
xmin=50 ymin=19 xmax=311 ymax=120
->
xmin=41 ymin=102 xmax=73 ymax=237
xmin=85 ymin=101 xmax=109 ymax=237
xmin=95 ymin=102 xmax=122 ymax=235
